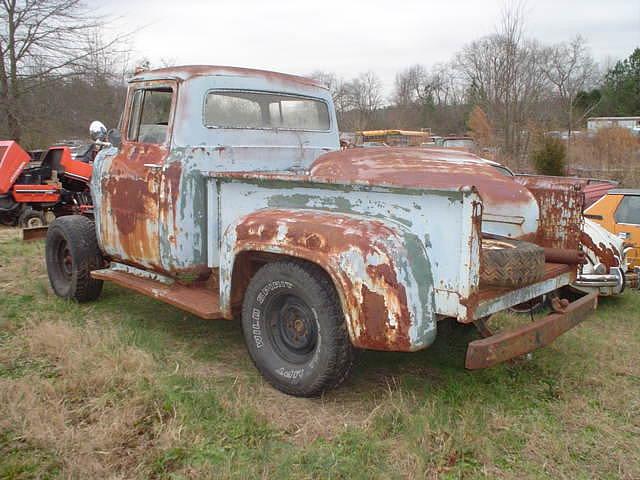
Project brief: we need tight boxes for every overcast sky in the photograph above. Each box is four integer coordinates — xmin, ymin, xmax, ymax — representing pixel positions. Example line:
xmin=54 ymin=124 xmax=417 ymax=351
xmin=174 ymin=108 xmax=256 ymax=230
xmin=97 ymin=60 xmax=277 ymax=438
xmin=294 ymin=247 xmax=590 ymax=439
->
xmin=97 ymin=0 xmax=639 ymax=95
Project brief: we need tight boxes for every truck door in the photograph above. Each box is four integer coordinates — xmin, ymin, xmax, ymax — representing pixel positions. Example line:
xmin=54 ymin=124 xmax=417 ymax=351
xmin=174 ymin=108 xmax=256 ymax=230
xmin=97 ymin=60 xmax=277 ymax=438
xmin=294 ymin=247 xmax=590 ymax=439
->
xmin=99 ymin=81 xmax=177 ymax=271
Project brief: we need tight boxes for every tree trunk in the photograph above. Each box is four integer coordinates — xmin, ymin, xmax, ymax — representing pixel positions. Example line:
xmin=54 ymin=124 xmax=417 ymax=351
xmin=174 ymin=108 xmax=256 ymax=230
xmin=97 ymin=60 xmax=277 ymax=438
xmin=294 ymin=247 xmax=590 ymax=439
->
xmin=6 ymin=105 xmax=22 ymax=142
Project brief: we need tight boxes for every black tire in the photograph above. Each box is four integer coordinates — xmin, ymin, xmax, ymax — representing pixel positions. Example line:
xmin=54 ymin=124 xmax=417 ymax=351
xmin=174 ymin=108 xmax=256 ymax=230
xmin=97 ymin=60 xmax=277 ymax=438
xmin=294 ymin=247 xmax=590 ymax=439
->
xmin=480 ymin=238 xmax=545 ymax=288
xmin=241 ymin=260 xmax=355 ymax=397
xmin=19 ymin=208 xmax=46 ymax=228
xmin=0 ymin=213 xmax=17 ymax=226
xmin=45 ymin=215 xmax=103 ymax=302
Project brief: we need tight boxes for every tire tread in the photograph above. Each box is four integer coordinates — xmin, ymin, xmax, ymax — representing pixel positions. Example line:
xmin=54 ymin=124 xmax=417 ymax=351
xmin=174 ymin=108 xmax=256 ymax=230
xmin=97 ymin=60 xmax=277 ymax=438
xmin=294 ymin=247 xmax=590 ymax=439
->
xmin=46 ymin=215 xmax=103 ymax=302
xmin=242 ymin=259 xmax=355 ymax=397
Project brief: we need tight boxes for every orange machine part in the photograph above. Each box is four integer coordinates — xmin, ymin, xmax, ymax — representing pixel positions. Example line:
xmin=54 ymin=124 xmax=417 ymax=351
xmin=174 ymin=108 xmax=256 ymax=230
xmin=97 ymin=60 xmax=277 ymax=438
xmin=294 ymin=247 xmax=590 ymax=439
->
xmin=0 ymin=141 xmax=31 ymax=195
xmin=12 ymin=184 xmax=61 ymax=203
xmin=58 ymin=147 xmax=93 ymax=181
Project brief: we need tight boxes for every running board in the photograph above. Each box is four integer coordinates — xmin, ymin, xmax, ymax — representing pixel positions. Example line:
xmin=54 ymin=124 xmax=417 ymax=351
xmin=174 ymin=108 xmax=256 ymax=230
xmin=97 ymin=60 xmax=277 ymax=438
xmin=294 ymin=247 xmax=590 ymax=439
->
xmin=91 ymin=269 xmax=225 ymax=319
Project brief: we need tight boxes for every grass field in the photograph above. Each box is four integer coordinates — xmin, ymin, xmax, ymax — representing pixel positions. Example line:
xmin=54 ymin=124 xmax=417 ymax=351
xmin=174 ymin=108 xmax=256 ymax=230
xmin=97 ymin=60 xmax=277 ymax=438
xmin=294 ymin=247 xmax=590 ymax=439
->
xmin=0 ymin=226 xmax=639 ymax=479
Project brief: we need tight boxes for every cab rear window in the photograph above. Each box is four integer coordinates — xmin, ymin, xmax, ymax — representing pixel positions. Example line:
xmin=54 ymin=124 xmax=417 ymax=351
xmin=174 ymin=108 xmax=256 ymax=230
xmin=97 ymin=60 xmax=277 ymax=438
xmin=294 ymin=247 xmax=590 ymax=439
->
xmin=204 ymin=91 xmax=330 ymax=131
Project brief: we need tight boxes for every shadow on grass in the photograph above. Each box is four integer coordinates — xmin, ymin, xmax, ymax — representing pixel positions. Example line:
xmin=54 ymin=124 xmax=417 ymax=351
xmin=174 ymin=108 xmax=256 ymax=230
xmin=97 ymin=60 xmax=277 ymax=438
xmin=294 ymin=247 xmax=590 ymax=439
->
xmin=89 ymin=283 xmax=573 ymax=412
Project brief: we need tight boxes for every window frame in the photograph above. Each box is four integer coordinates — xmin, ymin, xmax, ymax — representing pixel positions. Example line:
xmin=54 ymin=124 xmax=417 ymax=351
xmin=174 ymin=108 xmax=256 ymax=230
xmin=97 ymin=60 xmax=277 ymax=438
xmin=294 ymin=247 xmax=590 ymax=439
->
xmin=125 ymin=84 xmax=176 ymax=145
xmin=202 ymin=89 xmax=332 ymax=132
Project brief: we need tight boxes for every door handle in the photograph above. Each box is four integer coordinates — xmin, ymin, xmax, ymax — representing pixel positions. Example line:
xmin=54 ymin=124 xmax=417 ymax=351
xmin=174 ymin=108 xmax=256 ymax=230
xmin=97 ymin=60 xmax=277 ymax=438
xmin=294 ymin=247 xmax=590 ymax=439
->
xmin=144 ymin=163 xmax=162 ymax=169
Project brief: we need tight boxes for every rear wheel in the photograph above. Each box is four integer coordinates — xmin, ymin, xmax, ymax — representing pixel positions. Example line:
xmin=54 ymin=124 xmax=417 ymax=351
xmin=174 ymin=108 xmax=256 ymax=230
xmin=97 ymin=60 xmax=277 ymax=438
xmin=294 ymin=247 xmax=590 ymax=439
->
xmin=45 ymin=215 xmax=103 ymax=302
xmin=241 ymin=260 xmax=355 ymax=397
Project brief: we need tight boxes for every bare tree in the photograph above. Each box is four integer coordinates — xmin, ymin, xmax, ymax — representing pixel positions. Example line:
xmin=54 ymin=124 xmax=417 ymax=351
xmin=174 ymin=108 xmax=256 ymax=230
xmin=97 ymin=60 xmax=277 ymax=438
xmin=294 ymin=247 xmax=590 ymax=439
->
xmin=390 ymin=63 xmax=466 ymax=131
xmin=457 ymin=3 xmax=548 ymax=168
xmin=346 ymin=71 xmax=383 ymax=130
xmin=543 ymin=36 xmax=598 ymax=141
xmin=0 ymin=0 xmax=125 ymax=142
xmin=309 ymin=70 xmax=351 ymax=128
xmin=393 ymin=67 xmax=417 ymax=107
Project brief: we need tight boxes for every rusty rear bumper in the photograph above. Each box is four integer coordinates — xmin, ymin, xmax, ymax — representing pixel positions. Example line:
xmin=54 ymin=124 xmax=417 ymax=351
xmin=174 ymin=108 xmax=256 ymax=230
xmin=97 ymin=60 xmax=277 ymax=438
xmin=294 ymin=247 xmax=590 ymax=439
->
xmin=465 ymin=292 xmax=598 ymax=369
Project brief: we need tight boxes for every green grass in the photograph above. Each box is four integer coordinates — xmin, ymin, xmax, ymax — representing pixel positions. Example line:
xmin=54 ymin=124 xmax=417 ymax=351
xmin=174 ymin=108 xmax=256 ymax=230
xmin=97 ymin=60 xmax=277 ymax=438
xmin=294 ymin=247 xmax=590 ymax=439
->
xmin=0 ymin=228 xmax=639 ymax=479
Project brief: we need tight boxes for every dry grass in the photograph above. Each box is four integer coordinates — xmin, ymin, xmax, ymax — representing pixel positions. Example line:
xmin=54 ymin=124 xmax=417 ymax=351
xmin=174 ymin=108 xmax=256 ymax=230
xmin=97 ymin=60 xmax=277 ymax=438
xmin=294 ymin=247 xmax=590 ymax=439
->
xmin=0 ymin=319 xmax=183 ymax=479
xmin=567 ymin=127 xmax=640 ymax=185
xmin=1 ymin=228 xmax=639 ymax=478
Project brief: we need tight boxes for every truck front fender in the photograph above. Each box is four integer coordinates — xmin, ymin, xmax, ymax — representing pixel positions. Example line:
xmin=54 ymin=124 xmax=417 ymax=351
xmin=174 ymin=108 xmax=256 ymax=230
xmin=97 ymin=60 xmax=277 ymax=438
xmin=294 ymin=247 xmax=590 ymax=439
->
xmin=220 ymin=209 xmax=436 ymax=352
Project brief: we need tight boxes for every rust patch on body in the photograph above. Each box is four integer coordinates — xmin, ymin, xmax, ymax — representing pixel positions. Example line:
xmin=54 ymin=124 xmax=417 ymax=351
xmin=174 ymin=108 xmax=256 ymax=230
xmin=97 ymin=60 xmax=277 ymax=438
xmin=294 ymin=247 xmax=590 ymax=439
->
xmin=104 ymin=176 xmax=155 ymax=235
xmin=160 ymin=161 xmax=182 ymax=229
xmin=233 ymin=209 xmax=415 ymax=351
xmin=515 ymin=176 xmax=584 ymax=250
xmin=466 ymin=292 xmax=598 ymax=369
xmin=100 ymin=142 xmax=167 ymax=270
xmin=309 ymin=148 xmax=535 ymax=206
xmin=580 ymin=231 xmax=620 ymax=268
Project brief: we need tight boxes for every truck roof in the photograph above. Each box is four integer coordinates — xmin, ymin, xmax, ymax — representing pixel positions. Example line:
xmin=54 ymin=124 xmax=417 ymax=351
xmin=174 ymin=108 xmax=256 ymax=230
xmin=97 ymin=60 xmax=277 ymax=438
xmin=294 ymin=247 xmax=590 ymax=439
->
xmin=129 ymin=65 xmax=325 ymax=89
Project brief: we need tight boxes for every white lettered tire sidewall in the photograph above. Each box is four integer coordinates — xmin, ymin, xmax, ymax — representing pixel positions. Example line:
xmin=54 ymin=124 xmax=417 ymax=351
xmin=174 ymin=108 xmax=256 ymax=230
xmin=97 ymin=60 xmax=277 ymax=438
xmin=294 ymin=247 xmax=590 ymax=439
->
xmin=241 ymin=260 xmax=354 ymax=397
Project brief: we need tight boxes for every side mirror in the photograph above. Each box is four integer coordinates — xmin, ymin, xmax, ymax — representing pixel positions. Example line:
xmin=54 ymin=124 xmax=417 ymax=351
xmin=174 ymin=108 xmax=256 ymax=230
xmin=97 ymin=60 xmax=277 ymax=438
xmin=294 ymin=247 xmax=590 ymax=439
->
xmin=89 ymin=120 xmax=108 ymax=141
xmin=107 ymin=128 xmax=122 ymax=148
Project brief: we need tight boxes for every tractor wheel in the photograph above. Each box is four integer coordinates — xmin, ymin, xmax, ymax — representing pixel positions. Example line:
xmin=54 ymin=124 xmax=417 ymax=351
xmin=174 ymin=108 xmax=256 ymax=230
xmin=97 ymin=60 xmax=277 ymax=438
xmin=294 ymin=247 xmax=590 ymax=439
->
xmin=242 ymin=260 xmax=355 ymax=397
xmin=0 ymin=213 xmax=17 ymax=226
xmin=45 ymin=215 xmax=103 ymax=302
xmin=19 ymin=208 xmax=46 ymax=228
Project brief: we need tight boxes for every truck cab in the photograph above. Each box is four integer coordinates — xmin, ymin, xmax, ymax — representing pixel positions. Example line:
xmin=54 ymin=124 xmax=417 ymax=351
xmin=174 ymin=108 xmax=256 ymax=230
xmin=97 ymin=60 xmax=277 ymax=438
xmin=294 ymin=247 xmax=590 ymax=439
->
xmin=45 ymin=66 xmax=597 ymax=397
xmin=91 ymin=66 xmax=338 ymax=277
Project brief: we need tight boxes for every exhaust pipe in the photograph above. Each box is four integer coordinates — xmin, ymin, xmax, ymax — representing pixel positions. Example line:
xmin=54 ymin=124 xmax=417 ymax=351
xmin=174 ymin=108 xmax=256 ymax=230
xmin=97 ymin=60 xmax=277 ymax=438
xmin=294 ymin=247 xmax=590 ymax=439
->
xmin=544 ymin=248 xmax=586 ymax=265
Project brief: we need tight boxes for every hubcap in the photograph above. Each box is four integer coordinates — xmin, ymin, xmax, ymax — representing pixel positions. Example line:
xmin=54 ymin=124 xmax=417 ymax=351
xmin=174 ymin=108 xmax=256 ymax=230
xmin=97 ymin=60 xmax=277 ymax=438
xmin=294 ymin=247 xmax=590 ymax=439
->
xmin=26 ymin=217 xmax=43 ymax=228
xmin=266 ymin=294 xmax=317 ymax=364
xmin=57 ymin=240 xmax=73 ymax=279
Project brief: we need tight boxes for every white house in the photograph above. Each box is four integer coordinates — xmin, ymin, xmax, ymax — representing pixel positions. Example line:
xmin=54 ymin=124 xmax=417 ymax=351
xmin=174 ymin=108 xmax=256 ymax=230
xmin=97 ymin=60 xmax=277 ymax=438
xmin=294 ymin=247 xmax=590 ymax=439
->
xmin=587 ymin=117 xmax=640 ymax=135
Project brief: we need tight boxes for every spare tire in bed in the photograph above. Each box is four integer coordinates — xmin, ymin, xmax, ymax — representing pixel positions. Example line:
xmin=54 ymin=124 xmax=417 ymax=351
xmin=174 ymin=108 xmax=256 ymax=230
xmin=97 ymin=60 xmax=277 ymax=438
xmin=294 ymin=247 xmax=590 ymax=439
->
xmin=480 ymin=238 xmax=545 ymax=288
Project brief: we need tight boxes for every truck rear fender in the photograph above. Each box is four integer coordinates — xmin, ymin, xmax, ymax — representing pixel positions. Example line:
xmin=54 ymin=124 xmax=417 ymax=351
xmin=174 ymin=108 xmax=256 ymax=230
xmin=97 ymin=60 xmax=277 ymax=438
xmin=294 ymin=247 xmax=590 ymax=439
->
xmin=219 ymin=209 xmax=437 ymax=352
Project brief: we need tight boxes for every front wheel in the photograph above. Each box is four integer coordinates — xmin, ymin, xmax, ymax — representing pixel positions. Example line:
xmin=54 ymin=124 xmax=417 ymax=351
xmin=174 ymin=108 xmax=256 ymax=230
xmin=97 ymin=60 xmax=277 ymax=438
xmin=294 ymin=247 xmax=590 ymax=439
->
xmin=241 ymin=260 xmax=355 ymax=397
xmin=45 ymin=215 xmax=103 ymax=302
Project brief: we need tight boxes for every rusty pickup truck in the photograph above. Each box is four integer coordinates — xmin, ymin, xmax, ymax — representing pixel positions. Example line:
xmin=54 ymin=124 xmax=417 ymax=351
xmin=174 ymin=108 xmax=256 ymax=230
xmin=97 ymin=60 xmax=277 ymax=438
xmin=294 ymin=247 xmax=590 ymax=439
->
xmin=44 ymin=66 xmax=597 ymax=396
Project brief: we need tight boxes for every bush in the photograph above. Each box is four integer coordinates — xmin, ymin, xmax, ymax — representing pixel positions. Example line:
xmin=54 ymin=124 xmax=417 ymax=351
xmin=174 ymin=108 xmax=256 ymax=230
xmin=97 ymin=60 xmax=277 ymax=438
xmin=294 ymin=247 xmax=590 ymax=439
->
xmin=531 ymin=136 xmax=566 ymax=176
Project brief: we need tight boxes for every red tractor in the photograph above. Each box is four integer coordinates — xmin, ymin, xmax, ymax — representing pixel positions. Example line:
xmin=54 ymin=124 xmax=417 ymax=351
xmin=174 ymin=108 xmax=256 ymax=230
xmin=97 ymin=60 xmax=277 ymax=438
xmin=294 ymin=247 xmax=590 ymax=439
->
xmin=0 ymin=140 xmax=94 ymax=228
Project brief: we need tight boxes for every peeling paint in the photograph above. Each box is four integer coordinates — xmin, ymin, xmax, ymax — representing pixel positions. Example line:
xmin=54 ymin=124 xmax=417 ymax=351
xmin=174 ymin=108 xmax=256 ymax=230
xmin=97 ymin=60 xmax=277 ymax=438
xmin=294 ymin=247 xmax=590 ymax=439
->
xmin=91 ymin=66 xmax=588 ymax=361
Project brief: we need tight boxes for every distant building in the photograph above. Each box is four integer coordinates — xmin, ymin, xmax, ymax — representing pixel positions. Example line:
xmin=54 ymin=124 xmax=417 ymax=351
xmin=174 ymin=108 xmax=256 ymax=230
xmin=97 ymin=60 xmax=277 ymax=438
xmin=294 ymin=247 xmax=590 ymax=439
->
xmin=587 ymin=117 xmax=640 ymax=135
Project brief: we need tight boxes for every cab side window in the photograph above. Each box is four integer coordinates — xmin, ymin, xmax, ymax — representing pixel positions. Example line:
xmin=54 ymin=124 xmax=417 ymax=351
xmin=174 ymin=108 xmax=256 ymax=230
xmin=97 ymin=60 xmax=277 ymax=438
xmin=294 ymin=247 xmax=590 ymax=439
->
xmin=127 ymin=88 xmax=173 ymax=144
xmin=615 ymin=195 xmax=640 ymax=225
